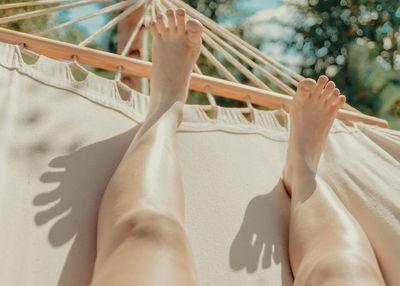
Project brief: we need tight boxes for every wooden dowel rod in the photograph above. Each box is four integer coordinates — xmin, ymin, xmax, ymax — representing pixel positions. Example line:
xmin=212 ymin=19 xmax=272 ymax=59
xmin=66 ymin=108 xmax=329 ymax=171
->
xmin=0 ymin=27 xmax=388 ymax=128
xmin=0 ymin=0 xmax=111 ymax=24
xmin=0 ymin=0 xmax=76 ymax=10
xmin=36 ymin=0 xmax=135 ymax=36
xmin=79 ymin=0 xmax=144 ymax=46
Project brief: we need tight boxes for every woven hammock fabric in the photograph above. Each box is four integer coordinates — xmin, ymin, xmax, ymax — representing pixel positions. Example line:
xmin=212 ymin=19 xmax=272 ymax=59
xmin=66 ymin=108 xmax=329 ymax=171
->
xmin=0 ymin=42 xmax=399 ymax=286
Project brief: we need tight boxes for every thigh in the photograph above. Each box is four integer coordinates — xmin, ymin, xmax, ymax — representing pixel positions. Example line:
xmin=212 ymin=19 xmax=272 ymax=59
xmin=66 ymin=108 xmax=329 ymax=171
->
xmin=289 ymin=179 xmax=385 ymax=286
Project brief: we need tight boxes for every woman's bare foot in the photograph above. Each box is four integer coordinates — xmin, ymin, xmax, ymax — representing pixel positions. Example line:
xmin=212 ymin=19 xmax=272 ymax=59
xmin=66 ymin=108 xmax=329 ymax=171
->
xmin=149 ymin=8 xmax=202 ymax=114
xmin=283 ymin=76 xmax=346 ymax=195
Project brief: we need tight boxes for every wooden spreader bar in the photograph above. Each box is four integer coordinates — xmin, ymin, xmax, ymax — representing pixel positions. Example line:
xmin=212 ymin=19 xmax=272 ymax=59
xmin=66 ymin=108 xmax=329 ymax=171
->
xmin=0 ymin=27 xmax=388 ymax=128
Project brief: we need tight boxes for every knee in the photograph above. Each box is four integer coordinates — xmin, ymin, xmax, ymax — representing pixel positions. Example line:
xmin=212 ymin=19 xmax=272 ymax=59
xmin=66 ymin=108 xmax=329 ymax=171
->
xmin=297 ymin=252 xmax=384 ymax=286
xmin=120 ymin=210 xmax=188 ymax=250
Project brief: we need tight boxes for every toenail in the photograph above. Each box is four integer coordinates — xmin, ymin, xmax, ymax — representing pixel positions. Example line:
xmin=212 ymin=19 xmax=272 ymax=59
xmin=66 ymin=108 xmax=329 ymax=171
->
xmin=167 ymin=10 xmax=173 ymax=15
xmin=301 ymin=85 xmax=312 ymax=92
xmin=157 ymin=14 xmax=163 ymax=19
xmin=319 ymin=76 xmax=328 ymax=83
xmin=177 ymin=10 xmax=184 ymax=15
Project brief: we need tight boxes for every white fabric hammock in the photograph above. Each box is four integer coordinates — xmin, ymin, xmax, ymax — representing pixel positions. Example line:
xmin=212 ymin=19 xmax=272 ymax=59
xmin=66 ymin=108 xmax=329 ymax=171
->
xmin=0 ymin=0 xmax=389 ymax=127
xmin=0 ymin=41 xmax=399 ymax=286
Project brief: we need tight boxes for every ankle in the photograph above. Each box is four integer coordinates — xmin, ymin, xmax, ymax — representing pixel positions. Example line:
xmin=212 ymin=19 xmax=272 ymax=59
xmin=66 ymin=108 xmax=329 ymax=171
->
xmin=283 ymin=160 xmax=317 ymax=197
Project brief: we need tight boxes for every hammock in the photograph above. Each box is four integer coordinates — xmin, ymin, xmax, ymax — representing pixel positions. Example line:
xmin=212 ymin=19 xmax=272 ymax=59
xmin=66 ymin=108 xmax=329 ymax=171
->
xmin=0 ymin=1 xmax=399 ymax=286
xmin=0 ymin=0 xmax=388 ymax=127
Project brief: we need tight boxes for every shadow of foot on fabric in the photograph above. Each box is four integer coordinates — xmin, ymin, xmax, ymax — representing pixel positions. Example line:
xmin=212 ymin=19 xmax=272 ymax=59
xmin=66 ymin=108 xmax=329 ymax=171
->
xmin=33 ymin=126 xmax=140 ymax=286
xmin=229 ymin=181 xmax=293 ymax=286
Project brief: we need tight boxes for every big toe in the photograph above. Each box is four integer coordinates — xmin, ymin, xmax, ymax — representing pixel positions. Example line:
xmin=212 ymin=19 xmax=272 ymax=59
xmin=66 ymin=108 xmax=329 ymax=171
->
xmin=186 ymin=19 xmax=203 ymax=45
xmin=295 ymin=79 xmax=316 ymax=100
xmin=313 ymin=75 xmax=328 ymax=95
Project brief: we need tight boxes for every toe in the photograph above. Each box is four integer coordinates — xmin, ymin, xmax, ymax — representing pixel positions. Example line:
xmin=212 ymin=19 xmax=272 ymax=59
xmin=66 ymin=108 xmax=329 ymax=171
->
xmin=156 ymin=13 xmax=167 ymax=35
xmin=176 ymin=8 xmax=186 ymax=34
xmin=330 ymin=88 xmax=340 ymax=99
xmin=321 ymin=81 xmax=335 ymax=99
xmin=150 ymin=21 xmax=160 ymax=38
xmin=339 ymin=94 xmax=347 ymax=105
xmin=332 ymin=94 xmax=346 ymax=110
xmin=313 ymin=75 xmax=328 ymax=97
xmin=166 ymin=8 xmax=177 ymax=31
xmin=186 ymin=19 xmax=203 ymax=45
xmin=294 ymin=79 xmax=317 ymax=100
xmin=327 ymin=88 xmax=340 ymax=103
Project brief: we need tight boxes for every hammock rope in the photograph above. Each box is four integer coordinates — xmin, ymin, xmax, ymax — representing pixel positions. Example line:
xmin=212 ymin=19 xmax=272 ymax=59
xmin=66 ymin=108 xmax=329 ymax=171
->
xmin=120 ymin=3 xmax=150 ymax=57
xmin=79 ymin=0 xmax=145 ymax=46
xmin=0 ymin=0 xmax=77 ymax=10
xmin=35 ymin=0 xmax=136 ymax=36
xmin=0 ymin=0 xmax=112 ymax=24
xmin=0 ymin=0 xmax=388 ymax=127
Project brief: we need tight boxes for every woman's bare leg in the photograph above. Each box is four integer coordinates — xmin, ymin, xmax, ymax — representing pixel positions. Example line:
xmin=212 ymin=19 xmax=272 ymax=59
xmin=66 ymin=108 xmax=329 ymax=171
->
xmin=90 ymin=8 xmax=202 ymax=286
xmin=283 ymin=76 xmax=386 ymax=286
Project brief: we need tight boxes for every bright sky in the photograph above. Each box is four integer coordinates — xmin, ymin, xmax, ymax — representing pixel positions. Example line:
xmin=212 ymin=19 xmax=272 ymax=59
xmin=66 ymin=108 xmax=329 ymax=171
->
xmin=238 ymin=0 xmax=282 ymax=12
xmin=61 ymin=3 xmax=106 ymax=35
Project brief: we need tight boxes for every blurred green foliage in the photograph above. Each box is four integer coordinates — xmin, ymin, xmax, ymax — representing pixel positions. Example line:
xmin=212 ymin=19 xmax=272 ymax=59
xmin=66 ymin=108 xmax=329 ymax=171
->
xmin=284 ymin=0 xmax=400 ymax=128
xmin=186 ymin=0 xmax=240 ymax=20
xmin=0 ymin=0 xmax=57 ymax=33
xmin=344 ymin=41 xmax=400 ymax=128
xmin=0 ymin=0 xmax=87 ymax=43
